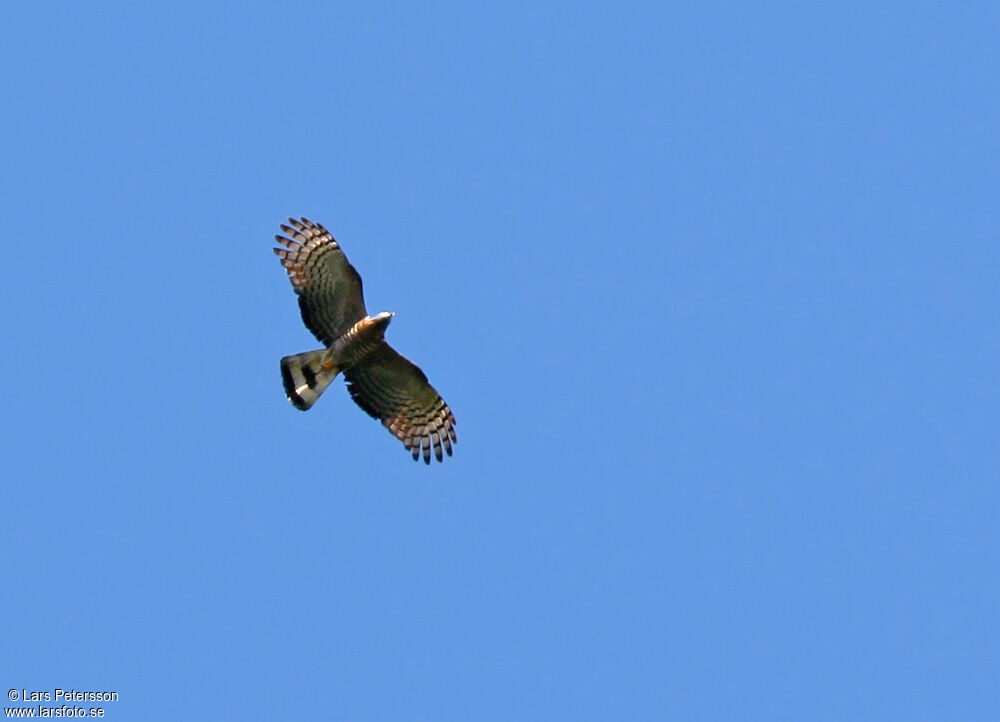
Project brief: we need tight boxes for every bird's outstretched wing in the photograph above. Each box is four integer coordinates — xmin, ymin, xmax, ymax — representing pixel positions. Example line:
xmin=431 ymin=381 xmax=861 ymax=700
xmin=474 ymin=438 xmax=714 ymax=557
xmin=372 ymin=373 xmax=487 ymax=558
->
xmin=274 ymin=217 xmax=367 ymax=346
xmin=344 ymin=343 xmax=458 ymax=464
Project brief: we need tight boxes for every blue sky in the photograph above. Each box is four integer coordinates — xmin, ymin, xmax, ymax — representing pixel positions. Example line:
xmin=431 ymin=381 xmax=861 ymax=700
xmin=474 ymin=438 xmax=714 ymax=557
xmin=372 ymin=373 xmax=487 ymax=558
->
xmin=2 ymin=2 xmax=997 ymax=720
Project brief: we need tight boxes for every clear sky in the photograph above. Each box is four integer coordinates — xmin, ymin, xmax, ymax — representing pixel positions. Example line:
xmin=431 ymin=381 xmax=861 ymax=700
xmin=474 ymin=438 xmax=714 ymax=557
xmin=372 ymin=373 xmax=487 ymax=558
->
xmin=2 ymin=2 xmax=997 ymax=720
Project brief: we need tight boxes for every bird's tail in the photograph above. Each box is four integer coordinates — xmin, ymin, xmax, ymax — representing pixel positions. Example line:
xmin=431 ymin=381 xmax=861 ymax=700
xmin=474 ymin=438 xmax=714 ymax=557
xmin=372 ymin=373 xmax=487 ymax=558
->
xmin=280 ymin=349 xmax=340 ymax=410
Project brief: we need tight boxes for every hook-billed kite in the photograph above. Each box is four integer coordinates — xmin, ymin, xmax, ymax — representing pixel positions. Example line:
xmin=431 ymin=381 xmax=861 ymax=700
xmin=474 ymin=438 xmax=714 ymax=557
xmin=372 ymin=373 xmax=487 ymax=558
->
xmin=274 ymin=217 xmax=457 ymax=464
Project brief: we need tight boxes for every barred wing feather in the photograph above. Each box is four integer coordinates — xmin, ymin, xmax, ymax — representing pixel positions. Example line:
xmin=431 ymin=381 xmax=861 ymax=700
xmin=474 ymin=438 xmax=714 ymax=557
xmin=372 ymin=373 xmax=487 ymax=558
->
xmin=344 ymin=344 xmax=458 ymax=464
xmin=273 ymin=217 xmax=367 ymax=346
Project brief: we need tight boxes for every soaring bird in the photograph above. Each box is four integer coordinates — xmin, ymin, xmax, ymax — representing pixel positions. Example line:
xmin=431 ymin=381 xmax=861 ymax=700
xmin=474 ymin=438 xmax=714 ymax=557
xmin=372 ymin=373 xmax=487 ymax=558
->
xmin=273 ymin=217 xmax=457 ymax=464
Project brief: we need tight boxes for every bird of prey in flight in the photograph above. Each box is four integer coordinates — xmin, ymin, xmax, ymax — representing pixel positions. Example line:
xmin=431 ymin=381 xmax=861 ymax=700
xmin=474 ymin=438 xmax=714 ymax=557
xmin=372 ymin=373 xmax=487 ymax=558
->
xmin=273 ymin=217 xmax=457 ymax=464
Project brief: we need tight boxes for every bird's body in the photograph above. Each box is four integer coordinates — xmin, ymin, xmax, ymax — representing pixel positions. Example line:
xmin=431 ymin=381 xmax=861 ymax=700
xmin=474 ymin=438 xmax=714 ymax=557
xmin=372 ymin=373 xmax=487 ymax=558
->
xmin=274 ymin=217 xmax=456 ymax=464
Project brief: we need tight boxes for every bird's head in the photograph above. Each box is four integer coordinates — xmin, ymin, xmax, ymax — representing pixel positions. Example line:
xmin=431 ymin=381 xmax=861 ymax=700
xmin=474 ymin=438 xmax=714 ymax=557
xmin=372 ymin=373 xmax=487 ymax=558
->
xmin=370 ymin=311 xmax=395 ymax=334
